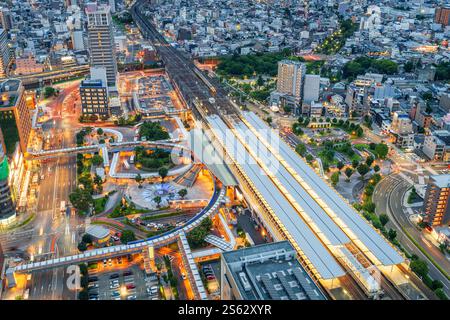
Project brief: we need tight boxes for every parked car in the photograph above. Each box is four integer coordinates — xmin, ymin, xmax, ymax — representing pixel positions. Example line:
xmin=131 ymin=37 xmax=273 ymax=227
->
xmin=123 ymin=270 xmax=133 ymax=277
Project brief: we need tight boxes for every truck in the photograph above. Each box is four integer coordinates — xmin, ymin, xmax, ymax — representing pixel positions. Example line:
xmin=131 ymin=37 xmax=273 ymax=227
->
xmin=130 ymin=154 xmax=135 ymax=164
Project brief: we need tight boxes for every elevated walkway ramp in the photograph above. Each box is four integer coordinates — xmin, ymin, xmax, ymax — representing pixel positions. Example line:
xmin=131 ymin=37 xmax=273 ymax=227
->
xmin=173 ymin=164 xmax=202 ymax=187
xmin=204 ymin=234 xmax=233 ymax=251
xmin=178 ymin=231 xmax=208 ymax=300
xmin=189 ymin=129 xmax=238 ymax=186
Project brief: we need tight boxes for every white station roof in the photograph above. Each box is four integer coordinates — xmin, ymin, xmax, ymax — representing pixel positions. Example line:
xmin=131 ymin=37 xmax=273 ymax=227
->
xmin=243 ymin=111 xmax=404 ymax=266
xmin=207 ymin=115 xmax=345 ymax=280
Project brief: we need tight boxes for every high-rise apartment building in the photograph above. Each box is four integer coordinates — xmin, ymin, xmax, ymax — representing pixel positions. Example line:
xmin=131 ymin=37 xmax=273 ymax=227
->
xmin=423 ymin=175 xmax=450 ymax=226
xmin=86 ymin=4 xmax=118 ymax=90
xmin=0 ymin=8 xmax=12 ymax=31
xmin=0 ymin=128 xmax=15 ymax=225
xmin=0 ymin=29 xmax=11 ymax=79
xmin=435 ymin=6 xmax=450 ymax=26
xmin=276 ymin=60 xmax=306 ymax=100
xmin=0 ymin=79 xmax=31 ymax=154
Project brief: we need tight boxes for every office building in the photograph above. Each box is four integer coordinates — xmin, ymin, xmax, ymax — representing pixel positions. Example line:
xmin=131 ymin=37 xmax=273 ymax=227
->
xmin=389 ymin=111 xmax=414 ymax=148
xmin=303 ymin=74 xmax=320 ymax=104
xmin=220 ymin=241 xmax=325 ymax=300
xmin=423 ymin=175 xmax=450 ymax=226
xmin=345 ymin=80 xmax=372 ymax=116
xmin=0 ymin=128 xmax=15 ymax=225
xmin=435 ymin=6 xmax=450 ymax=26
xmin=86 ymin=4 xmax=118 ymax=90
xmin=422 ymin=130 xmax=450 ymax=161
xmin=0 ymin=29 xmax=10 ymax=79
xmin=80 ymin=79 xmax=109 ymax=116
xmin=0 ymin=79 xmax=31 ymax=154
xmin=276 ymin=60 xmax=306 ymax=101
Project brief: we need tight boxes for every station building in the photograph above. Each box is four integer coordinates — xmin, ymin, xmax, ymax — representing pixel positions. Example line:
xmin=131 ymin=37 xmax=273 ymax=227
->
xmin=220 ymin=241 xmax=326 ymax=300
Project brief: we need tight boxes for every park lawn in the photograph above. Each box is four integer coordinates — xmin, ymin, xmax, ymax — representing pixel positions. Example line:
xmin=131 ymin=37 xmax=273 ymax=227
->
xmin=349 ymin=153 xmax=362 ymax=162
xmin=93 ymin=196 xmax=108 ymax=215
xmin=108 ymin=202 xmax=147 ymax=218
xmin=354 ymin=143 xmax=370 ymax=151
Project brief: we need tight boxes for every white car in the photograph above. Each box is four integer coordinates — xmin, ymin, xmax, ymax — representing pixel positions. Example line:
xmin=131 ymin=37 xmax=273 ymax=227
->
xmin=110 ymin=283 xmax=120 ymax=289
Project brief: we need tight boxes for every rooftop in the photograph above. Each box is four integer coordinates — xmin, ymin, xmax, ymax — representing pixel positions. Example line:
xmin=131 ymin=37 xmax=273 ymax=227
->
xmin=86 ymin=225 xmax=110 ymax=240
xmin=0 ymin=79 xmax=21 ymax=94
xmin=81 ymin=79 xmax=105 ymax=88
xmin=222 ymin=241 xmax=325 ymax=300
xmin=431 ymin=174 xmax=450 ymax=189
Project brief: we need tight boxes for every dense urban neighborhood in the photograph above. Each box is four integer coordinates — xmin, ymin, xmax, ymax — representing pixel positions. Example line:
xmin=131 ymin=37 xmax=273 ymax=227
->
xmin=0 ymin=0 xmax=449 ymax=306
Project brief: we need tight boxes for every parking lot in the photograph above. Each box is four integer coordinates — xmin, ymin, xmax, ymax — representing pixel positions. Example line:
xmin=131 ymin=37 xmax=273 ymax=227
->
xmin=199 ymin=261 xmax=220 ymax=299
xmin=86 ymin=257 xmax=160 ymax=300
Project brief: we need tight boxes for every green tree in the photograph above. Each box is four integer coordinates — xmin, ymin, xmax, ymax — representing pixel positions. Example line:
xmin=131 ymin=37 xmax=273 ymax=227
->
xmin=295 ymin=143 xmax=307 ymax=157
xmin=410 ymin=259 xmax=429 ymax=278
xmin=256 ymin=75 xmax=264 ymax=87
xmin=93 ymin=174 xmax=103 ymax=193
xmin=178 ymin=188 xmax=188 ymax=199
xmin=92 ymin=154 xmax=104 ymax=167
xmin=120 ymin=230 xmax=136 ymax=244
xmin=153 ymin=196 xmax=162 ymax=207
xmin=82 ymin=234 xmax=93 ymax=244
xmin=375 ymin=143 xmax=389 ymax=159
xmin=305 ymin=153 xmax=314 ymax=163
xmin=357 ymin=163 xmax=370 ymax=179
xmin=77 ymin=241 xmax=87 ymax=252
xmin=337 ymin=161 xmax=345 ymax=171
xmin=158 ymin=167 xmax=168 ymax=182
xmin=387 ymin=229 xmax=397 ymax=241
xmin=435 ymin=288 xmax=449 ymax=300
xmin=69 ymin=188 xmax=93 ymax=213
xmin=97 ymin=128 xmax=104 ymax=135
xmin=352 ymin=159 xmax=359 ymax=169
xmin=135 ymin=173 xmax=143 ymax=188
xmin=139 ymin=121 xmax=170 ymax=140
xmin=331 ymin=172 xmax=340 ymax=186
xmin=432 ymin=280 xmax=444 ymax=291
xmin=373 ymin=164 xmax=380 ymax=173
xmin=43 ymin=86 xmax=57 ymax=98
xmin=365 ymin=156 xmax=374 ymax=167
xmin=379 ymin=214 xmax=389 ymax=226
xmin=187 ymin=218 xmax=212 ymax=248
xmin=344 ymin=167 xmax=354 ymax=181
xmin=404 ymin=61 xmax=414 ymax=73
xmin=421 ymin=92 xmax=433 ymax=101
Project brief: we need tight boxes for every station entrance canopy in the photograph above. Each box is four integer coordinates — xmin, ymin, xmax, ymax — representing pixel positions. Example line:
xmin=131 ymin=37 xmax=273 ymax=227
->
xmin=189 ymin=129 xmax=238 ymax=186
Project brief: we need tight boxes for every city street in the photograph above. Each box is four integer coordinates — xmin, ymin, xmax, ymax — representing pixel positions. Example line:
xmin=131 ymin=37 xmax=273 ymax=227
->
xmin=373 ymin=174 xmax=450 ymax=296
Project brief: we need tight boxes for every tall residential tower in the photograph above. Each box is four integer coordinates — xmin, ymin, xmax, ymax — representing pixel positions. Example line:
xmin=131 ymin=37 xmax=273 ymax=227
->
xmin=86 ymin=4 xmax=118 ymax=91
